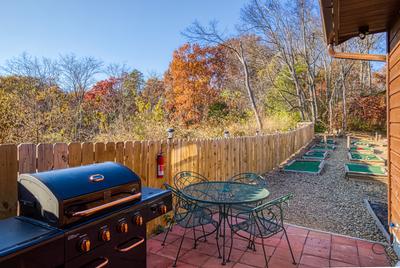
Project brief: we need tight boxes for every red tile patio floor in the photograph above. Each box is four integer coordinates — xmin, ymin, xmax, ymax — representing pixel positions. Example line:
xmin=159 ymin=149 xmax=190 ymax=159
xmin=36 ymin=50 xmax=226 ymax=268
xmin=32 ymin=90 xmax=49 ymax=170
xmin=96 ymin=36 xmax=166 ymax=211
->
xmin=147 ymin=224 xmax=391 ymax=268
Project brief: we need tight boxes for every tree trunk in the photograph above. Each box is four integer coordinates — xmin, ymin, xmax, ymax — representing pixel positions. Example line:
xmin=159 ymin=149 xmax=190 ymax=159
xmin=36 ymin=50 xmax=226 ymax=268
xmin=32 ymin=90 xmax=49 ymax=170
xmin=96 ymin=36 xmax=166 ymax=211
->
xmin=328 ymin=97 xmax=333 ymax=132
xmin=289 ymin=66 xmax=306 ymax=121
xmin=341 ymin=66 xmax=347 ymax=131
xmin=237 ymin=42 xmax=263 ymax=130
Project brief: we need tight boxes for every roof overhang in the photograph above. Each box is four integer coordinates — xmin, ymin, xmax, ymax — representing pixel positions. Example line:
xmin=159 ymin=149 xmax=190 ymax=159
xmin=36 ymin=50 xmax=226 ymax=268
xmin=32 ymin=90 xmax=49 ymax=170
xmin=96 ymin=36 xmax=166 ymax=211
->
xmin=319 ymin=0 xmax=400 ymax=45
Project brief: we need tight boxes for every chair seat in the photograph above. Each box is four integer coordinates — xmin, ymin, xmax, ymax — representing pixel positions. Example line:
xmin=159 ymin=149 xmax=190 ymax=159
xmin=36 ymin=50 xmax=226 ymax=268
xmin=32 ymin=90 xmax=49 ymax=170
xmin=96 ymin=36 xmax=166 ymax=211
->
xmin=176 ymin=208 xmax=218 ymax=228
xmin=231 ymin=217 xmax=282 ymax=238
xmin=228 ymin=203 xmax=256 ymax=214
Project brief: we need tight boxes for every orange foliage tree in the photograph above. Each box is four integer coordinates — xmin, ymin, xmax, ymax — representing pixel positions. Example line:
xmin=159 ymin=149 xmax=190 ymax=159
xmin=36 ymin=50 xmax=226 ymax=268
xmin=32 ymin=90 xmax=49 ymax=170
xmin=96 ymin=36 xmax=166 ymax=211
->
xmin=347 ymin=93 xmax=386 ymax=131
xmin=164 ymin=43 xmax=225 ymax=125
xmin=84 ymin=77 xmax=118 ymax=101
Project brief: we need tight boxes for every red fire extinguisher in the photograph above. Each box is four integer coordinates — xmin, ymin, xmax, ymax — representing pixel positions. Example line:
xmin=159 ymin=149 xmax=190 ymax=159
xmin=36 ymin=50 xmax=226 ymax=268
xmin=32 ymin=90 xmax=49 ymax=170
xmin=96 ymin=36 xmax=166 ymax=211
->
xmin=157 ymin=152 xmax=164 ymax=178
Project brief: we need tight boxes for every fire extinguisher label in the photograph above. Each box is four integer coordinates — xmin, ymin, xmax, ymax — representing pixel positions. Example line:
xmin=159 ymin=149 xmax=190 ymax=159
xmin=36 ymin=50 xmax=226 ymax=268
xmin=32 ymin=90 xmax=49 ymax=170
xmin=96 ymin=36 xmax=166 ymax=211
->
xmin=157 ymin=153 xmax=164 ymax=178
xmin=158 ymin=166 xmax=164 ymax=176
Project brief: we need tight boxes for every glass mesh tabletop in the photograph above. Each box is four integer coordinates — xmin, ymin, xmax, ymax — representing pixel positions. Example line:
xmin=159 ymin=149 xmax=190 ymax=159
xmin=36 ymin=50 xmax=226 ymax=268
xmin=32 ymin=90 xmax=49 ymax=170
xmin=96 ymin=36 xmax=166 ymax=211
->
xmin=181 ymin=181 xmax=269 ymax=205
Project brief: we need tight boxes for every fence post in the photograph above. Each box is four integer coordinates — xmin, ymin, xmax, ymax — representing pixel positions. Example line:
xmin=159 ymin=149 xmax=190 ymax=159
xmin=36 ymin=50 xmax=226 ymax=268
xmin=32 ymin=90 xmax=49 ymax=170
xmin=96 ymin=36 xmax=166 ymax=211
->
xmin=0 ymin=144 xmax=18 ymax=218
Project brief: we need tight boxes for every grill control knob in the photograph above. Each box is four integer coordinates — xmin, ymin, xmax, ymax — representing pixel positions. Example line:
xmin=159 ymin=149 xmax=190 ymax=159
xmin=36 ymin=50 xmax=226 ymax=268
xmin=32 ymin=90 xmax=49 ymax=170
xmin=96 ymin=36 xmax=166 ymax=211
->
xmin=79 ymin=238 xmax=91 ymax=253
xmin=133 ymin=215 xmax=144 ymax=226
xmin=117 ymin=221 xmax=128 ymax=233
xmin=159 ymin=204 xmax=167 ymax=214
xmin=100 ymin=229 xmax=111 ymax=242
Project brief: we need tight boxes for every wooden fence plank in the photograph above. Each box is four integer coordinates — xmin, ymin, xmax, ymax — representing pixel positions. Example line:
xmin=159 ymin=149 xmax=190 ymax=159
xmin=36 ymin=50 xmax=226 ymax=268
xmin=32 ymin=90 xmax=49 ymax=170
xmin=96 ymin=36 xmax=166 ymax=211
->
xmin=106 ymin=142 xmax=116 ymax=162
xmin=95 ymin=142 xmax=106 ymax=163
xmin=18 ymin=143 xmax=36 ymax=174
xmin=81 ymin=142 xmax=94 ymax=165
xmin=115 ymin=142 xmax=124 ymax=164
xmin=192 ymin=140 xmax=198 ymax=173
xmin=68 ymin=143 xmax=82 ymax=167
xmin=215 ymin=139 xmax=221 ymax=180
xmin=124 ymin=141 xmax=134 ymax=170
xmin=147 ymin=141 xmax=157 ymax=188
xmin=140 ymin=141 xmax=149 ymax=186
xmin=133 ymin=141 xmax=142 ymax=177
xmin=163 ymin=140 xmax=171 ymax=185
xmin=0 ymin=144 xmax=18 ymax=218
xmin=37 ymin=143 xmax=53 ymax=172
xmin=53 ymin=143 xmax=68 ymax=170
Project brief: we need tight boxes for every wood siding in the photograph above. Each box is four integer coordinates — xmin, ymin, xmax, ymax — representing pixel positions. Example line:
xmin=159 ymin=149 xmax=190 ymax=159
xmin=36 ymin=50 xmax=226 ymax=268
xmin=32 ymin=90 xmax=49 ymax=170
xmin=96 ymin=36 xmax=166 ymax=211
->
xmin=320 ymin=0 xmax=400 ymax=45
xmin=389 ymin=18 xmax=400 ymax=241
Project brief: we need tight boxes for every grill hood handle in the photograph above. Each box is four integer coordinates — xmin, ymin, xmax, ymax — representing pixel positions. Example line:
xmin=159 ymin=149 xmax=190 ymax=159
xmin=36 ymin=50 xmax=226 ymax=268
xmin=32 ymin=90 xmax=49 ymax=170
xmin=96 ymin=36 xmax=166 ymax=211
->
xmin=89 ymin=174 xmax=105 ymax=182
xmin=69 ymin=192 xmax=142 ymax=217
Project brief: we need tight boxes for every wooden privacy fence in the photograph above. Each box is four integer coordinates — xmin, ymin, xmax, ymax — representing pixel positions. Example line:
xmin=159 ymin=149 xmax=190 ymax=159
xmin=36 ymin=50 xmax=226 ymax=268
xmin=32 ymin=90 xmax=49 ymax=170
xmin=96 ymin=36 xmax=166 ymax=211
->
xmin=0 ymin=123 xmax=314 ymax=228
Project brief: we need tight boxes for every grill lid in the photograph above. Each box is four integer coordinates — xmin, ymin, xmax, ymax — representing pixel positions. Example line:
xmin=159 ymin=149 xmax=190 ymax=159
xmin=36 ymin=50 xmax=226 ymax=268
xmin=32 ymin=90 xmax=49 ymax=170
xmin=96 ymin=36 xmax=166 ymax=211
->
xmin=20 ymin=162 xmax=140 ymax=200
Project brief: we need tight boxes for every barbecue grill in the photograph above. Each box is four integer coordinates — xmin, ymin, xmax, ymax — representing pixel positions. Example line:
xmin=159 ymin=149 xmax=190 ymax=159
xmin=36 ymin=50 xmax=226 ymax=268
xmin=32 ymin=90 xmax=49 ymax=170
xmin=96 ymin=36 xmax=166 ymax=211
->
xmin=0 ymin=162 xmax=172 ymax=268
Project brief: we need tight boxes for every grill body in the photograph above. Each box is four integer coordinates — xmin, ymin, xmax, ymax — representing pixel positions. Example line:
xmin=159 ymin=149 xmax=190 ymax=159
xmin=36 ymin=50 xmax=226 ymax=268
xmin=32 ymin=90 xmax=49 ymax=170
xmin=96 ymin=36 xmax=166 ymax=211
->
xmin=64 ymin=188 xmax=171 ymax=268
xmin=18 ymin=162 xmax=142 ymax=228
xmin=0 ymin=163 xmax=171 ymax=268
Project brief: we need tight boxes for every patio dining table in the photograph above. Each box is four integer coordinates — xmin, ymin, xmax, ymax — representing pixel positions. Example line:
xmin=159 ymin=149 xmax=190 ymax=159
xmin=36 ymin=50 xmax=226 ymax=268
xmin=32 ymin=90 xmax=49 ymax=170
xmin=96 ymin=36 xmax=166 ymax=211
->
xmin=181 ymin=181 xmax=270 ymax=265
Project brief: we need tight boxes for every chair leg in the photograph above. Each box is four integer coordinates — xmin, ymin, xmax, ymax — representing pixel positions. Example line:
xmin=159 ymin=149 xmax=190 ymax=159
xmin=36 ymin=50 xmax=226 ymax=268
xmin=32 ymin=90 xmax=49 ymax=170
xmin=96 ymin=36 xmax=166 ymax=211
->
xmin=161 ymin=222 xmax=172 ymax=246
xmin=216 ymin=223 xmax=222 ymax=258
xmin=260 ymin=237 xmax=269 ymax=268
xmin=283 ymin=227 xmax=297 ymax=265
xmin=201 ymin=225 xmax=207 ymax=242
xmin=248 ymin=233 xmax=256 ymax=251
xmin=173 ymin=223 xmax=190 ymax=267
xmin=219 ymin=213 xmax=224 ymax=237
xmin=227 ymin=228 xmax=234 ymax=262
xmin=192 ymin=226 xmax=197 ymax=249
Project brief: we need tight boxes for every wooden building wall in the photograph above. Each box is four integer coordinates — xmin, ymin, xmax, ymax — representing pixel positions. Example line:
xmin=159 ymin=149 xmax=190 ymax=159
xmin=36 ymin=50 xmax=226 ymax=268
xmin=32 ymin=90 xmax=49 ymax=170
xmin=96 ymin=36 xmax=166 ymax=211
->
xmin=388 ymin=17 xmax=400 ymax=246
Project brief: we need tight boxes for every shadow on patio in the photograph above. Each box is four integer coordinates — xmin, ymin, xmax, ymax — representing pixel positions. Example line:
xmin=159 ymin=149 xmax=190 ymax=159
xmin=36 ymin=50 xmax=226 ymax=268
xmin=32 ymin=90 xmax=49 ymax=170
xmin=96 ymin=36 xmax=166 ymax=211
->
xmin=147 ymin=224 xmax=390 ymax=268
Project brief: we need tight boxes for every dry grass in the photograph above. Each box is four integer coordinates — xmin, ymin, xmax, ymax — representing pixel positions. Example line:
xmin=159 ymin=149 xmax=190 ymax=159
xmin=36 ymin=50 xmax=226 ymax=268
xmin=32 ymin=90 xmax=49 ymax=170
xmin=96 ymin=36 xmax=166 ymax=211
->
xmin=94 ymin=117 xmax=298 ymax=142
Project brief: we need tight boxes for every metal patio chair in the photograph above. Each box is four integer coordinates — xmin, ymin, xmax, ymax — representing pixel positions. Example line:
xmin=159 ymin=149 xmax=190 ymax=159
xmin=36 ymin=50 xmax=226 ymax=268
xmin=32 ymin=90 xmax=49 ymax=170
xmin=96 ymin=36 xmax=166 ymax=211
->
xmin=173 ymin=171 xmax=219 ymax=214
xmin=226 ymin=173 xmax=269 ymax=247
xmin=173 ymin=171 xmax=209 ymax=191
xmin=229 ymin=193 xmax=296 ymax=268
xmin=228 ymin=173 xmax=268 ymax=188
xmin=227 ymin=173 xmax=268 ymax=219
xmin=162 ymin=183 xmax=219 ymax=267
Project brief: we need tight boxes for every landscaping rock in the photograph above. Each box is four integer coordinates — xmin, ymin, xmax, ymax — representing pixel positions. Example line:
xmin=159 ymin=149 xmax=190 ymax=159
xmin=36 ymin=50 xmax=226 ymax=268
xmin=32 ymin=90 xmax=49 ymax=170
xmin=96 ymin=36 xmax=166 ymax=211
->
xmin=263 ymin=137 xmax=388 ymax=243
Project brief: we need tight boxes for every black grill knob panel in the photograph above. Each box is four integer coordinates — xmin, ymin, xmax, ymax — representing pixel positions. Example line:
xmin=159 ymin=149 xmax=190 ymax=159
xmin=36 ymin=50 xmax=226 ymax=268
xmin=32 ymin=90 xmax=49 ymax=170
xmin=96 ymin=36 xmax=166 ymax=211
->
xmin=133 ymin=215 xmax=144 ymax=226
xmin=100 ymin=229 xmax=111 ymax=242
xmin=117 ymin=221 xmax=129 ymax=233
xmin=79 ymin=238 xmax=91 ymax=253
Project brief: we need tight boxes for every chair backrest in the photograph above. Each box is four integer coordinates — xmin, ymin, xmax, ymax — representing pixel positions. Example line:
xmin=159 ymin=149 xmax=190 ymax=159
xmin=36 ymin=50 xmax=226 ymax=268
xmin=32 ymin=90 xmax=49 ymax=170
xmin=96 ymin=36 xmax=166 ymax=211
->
xmin=253 ymin=193 xmax=293 ymax=224
xmin=228 ymin=173 xmax=268 ymax=188
xmin=164 ymin=183 xmax=195 ymax=214
xmin=173 ymin=171 xmax=209 ymax=191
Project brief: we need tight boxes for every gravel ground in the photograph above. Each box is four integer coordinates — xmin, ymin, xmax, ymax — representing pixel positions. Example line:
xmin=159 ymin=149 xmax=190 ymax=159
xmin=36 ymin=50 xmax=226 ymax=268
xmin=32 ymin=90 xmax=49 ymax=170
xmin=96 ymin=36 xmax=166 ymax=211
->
xmin=263 ymin=137 xmax=388 ymax=242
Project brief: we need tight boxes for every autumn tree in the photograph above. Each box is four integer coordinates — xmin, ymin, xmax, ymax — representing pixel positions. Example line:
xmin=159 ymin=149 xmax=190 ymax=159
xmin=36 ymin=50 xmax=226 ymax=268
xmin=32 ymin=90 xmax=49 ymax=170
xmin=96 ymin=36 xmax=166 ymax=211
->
xmin=184 ymin=21 xmax=264 ymax=130
xmin=164 ymin=43 xmax=225 ymax=126
xmin=142 ymin=75 xmax=166 ymax=108
xmin=82 ymin=78 xmax=119 ymax=135
xmin=0 ymin=75 xmax=73 ymax=143
xmin=58 ymin=54 xmax=103 ymax=140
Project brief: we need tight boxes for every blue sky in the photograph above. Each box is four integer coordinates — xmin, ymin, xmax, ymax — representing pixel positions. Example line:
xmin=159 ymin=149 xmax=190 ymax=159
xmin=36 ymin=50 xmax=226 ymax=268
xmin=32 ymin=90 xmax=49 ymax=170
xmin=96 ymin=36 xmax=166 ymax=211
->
xmin=0 ymin=0 xmax=248 ymax=76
